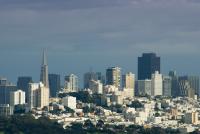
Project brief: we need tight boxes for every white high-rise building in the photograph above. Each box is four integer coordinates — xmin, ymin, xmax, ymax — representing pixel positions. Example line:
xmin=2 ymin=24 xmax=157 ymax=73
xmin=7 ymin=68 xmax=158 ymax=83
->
xmin=10 ymin=90 xmax=25 ymax=106
xmin=64 ymin=74 xmax=78 ymax=92
xmin=28 ymin=82 xmax=49 ymax=109
xmin=38 ymin=83 xmax=49 ymax=108
xmin=62 ymin=96 xmax=76 ymax=110
xmin=89 ymin=80 xmax=103 ymax=94
xmin=151 ymin=71 xmax=163 ymax=96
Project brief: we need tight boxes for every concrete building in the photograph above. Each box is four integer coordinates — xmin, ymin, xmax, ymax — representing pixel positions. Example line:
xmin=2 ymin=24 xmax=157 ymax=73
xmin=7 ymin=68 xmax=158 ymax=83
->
xmin=0 ymin=104 xmax=13 ymax=116
xmin=106 ymin=67 xmax=121 ymax=89
xmin=10 ymin=90 xmax=25 ymax=106
xmin=185 ymin=112 xmax=199 ymax=125
xmin=89 ymin=80 xmax=103 ymax=94
xmin=28 ymin=82 xmax=49 ymax=109
xmin=64 ymin=74 xmax=79 ymax=92
xmin=178 ymin=80 xmax=195 ymax=99
xmin=0 ymin=77 xmax=17 ymax=104
xmin=163 ymin=76 xmax=172 ymax=96
xmin=151 ymin=71 xmax=163 ymax=96
xmin=137 ymin=79 xmax=152 ymax=96
xmin=179 ymin=76 xmax=199 ymax=96
xmin=62 ymin=96 xmax=76 ymax=110
xmin=122 ymin=72 xmax=135 ymax=97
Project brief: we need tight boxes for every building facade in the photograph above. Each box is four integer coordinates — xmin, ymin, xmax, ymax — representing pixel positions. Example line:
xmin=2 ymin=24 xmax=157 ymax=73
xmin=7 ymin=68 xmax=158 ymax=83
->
xmin=64 ymin=74 xmax=79 ymax=92
xmin=138 ymin=53 xmax=160 ymax=80
xmin=48 ymin=74 xmax=61 ymax=97
xmin=10 ymin=90 xmax=25 ymax=106
xmin=106 ymin=67 xmax=121 ymax=89
xmin=17 ymin=76 xmax=32 ymax=102
xmin=151 ymin=71 xmax=163 ymax=96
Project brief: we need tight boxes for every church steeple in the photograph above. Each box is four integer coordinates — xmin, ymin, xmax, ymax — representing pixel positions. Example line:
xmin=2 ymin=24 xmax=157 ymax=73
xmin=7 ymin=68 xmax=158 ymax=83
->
xmin=40 ymin=50 xmax=49 ymax=88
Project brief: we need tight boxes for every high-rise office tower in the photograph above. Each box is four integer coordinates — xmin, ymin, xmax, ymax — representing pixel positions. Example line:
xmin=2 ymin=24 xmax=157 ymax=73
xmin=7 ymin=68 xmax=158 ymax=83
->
xmin=17 ymin=76 xmax=32 ymax=102
xmin=28 ymin=82 xmax=49 ymax=109
xmin=40 ymin=51 xmax=49 ymax=88
xmin=48 ymin=74 xmax=61 ymax=97
xmin=64 ymin=74 xmax=79 ymax=92
xmin=169 ymin=70 xmax=179 ymax=97
xmin=84 ymin=72 xmax=98 ymax=89
xmin=89 ymin=80 xmax=103 ymax=94
xmin=151 ymin=71 xmax=163 ymax=96
xmin=122 ymin=72 xmax=135 ymax=89
xmin=138 ymin=53 xmax=160 ymax=80
xmin=106 ymin=67 xmax=121 ymax=89
xmin=137 ymin=79 xmax=152 ymax=96
xmin=122 ymin=72 xmax=135 ymax=97
xmin=0 ymin=77 xmax=17 ymax=104
xmin=178 ymin=79 xmax=195 ymax=99
xmin=163 ymin=76 xmax=172 ymax=96
xmin=179 ymin=76 xmax=199 ymax=96
xmin=96 ymin=72 xmax=106 ymax=85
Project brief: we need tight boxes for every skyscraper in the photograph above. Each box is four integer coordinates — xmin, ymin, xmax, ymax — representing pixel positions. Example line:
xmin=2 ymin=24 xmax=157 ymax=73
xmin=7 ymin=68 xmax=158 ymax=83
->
xmin=122 ymin=72 xmax=135 ymax=89
xmin=48 ymin=74 xmax=61 ymax=97
xmin=151 ymin=71 xmax=163 ymax=96
xmin=84 ymin=72 xmax=97 ymax=89
xmin=163 ymin=76 xmax=172 ymax=96
xmin=0 ymin=77 xmax=17 ymax=104
xmin=106 ymin=67 xmax=121 ymax=89
xmin=137 ymin=79 xmax=152 ymax=96
xmin=17 ymin=76 xmax=32 ymax=102
xmin=64 ymin=74 xmax=79 ymax=92
xmin=138 ymin=53 xmax=160 ymax=80
xmin=40 ymin=51 xmax=49 ymax=88
xmin=169 ymin=70 xmax=179 ymax=97
xmin=28 ymin=82 xmax=49 ymax=109
xmin=179 ymin=76 xmax=199 ymax=96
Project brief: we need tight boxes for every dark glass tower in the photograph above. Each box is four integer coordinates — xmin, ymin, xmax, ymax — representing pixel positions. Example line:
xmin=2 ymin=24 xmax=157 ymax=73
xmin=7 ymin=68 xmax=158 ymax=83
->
xmin=17 ymin=76 xmax=32 ymax=102
xmin=138 ymin=53 xmax=160 ymax=80
xmin=48 ymin=74 xmax=61 ymax=97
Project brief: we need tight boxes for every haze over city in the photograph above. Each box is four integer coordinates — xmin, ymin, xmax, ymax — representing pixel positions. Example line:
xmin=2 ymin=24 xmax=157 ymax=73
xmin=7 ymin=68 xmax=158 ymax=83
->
xmin=0 ymin=0 xmax=200 ymax=85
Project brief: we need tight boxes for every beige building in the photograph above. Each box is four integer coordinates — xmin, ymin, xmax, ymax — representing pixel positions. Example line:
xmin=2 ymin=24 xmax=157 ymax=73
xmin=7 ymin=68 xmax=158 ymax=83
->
xmin=151 ymin=71 xmax=163 ymax=96
xmin=10 ymin=90 xmax=25 ymax=106
xmin=28 ymin=82 xmax=49 ymax=109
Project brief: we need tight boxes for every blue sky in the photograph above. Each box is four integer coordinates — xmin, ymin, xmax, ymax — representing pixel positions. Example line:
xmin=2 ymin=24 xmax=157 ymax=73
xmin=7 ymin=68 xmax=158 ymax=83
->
xmin=0 ymin=0 xmax=200 ymax=86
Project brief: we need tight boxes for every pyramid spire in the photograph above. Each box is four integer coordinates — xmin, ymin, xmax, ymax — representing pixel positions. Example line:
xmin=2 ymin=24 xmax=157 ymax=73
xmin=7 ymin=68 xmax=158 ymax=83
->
xmin=40 ymin=50 xmax=49 ymax=88
xmin=42 ymin=50 xmax=47 ymax=66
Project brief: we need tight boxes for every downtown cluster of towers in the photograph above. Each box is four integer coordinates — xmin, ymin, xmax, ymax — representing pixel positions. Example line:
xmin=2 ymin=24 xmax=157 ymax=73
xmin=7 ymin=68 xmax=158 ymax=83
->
xmin=0 ymin=52 xmax=199 ymax=110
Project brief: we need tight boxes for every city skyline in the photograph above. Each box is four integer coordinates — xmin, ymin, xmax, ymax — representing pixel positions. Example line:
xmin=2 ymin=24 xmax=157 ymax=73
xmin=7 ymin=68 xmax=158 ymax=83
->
xmin=0 ymin=0 xmax=200 ymax=86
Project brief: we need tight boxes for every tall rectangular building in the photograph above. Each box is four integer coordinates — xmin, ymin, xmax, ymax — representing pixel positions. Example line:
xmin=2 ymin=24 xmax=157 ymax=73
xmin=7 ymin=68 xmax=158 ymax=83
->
xmin=138 ymin=53 xmax=160 ymax=80
xmin=106 ymin=67 xmax=121 ymax=89
xmin=137 ymin=79 xmax=152 ymax=96
xmin=122 ymin=72 xmax=135 ymax=89
xmin=17 ymin=76 xmax=32 ymax=102
xmin=179 ymin=76 xmax=199 ymax=96
xmin=48 ymin=74 xmax=61 ymax=97
xmin=64 ymin=74 xmax=79 ymax=92
xmin=0 ymin=77 xmax=17 ymax=104
xmin=151 ymin=71 xmax=163 ymax=96
xmin=28 ymin=82 xmax=49 ymax=109
xmin=163 ymin=76 xmax=172 ymax=96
